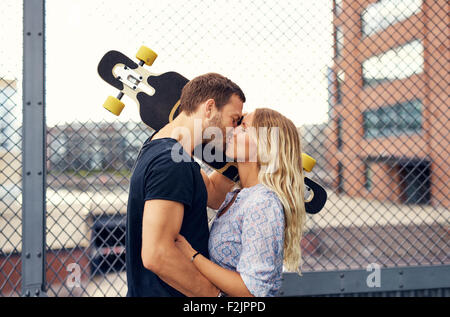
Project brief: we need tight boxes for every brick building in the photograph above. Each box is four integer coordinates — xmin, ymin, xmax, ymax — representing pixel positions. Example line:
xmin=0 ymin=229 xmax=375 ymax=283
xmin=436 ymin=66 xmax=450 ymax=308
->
xmin=327 ymin=0 xmax=448 ymax=208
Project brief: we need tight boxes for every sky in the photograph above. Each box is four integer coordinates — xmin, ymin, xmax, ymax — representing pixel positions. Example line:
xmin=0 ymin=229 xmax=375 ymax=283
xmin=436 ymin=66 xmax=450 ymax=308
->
xmin=1 ymin=0 xmax=333 ymax=127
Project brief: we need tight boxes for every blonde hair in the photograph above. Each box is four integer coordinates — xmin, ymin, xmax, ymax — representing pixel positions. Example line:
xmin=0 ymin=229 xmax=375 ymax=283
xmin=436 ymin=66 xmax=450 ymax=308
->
xmin=252 ymin=108 xmax=306 ymax=274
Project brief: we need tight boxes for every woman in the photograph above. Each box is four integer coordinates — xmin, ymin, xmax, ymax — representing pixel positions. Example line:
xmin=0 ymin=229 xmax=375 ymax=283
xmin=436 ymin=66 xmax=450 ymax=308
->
xmin=175 ymin=108 xmax=307 ymax=297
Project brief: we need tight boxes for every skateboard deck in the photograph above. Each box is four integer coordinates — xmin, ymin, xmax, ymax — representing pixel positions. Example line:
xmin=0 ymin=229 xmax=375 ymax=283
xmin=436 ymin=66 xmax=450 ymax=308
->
xmin=98 ymin=46 xmax=327 ymax=214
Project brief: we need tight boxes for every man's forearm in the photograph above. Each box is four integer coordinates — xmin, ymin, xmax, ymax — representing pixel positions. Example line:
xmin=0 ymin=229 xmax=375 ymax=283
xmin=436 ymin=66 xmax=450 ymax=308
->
xmin=193 ymin=253 xmax=253 ymax=297
xmin=201 ymin=170 xmax=235 ymax=209
xmin=151 ymin=242 xmax=219 ymax=297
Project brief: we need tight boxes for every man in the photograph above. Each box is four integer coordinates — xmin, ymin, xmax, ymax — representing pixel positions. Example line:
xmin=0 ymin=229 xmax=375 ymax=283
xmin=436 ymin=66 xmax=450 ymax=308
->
xmin=126 ymin=73 xmax=245 ymax=296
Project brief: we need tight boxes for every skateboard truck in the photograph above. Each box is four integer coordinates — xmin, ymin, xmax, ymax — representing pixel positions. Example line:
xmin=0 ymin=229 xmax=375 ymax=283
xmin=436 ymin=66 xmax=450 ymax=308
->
xmin=114 ymin=64 xmax=155 ymax=98
xmin=102 ymin=46 xmax=158 ymax=116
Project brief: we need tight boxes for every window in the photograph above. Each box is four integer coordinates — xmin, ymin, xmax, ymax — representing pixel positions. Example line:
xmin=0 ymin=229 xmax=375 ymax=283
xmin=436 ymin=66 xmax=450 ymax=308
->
xmin=337 ymin=162 xmax=344 ymax=194
xmin=336 ymin=70 xmax=344 ymax=104
xmin=399 ymin=160 xmax=431 ymax=205
xmin=364 ymin=111 xmax=380 ymax=138
xmin=362 ymin=40 xmax=423 ymax=87
xmin=334 ymin=0 xmax=343 ymax=16
xmin=365 ymin=163 xmax=373 ymax=191
xmin=327 ymin=68 xmax=344 ymax=108
xmin=337 ymin=116 xmax=343 ymax=150
xmin=363 ymin=99 xmax=423 ymax=138
xmin=362 ymin=0 xmax=422 ymax=37
xmin=335 ymin=26 xmax=344 ymax=59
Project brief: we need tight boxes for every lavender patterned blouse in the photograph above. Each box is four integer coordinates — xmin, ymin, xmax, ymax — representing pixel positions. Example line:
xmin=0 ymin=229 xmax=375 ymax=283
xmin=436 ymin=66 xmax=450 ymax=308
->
xmin=208 ymin=183 xmax=285 ymax=297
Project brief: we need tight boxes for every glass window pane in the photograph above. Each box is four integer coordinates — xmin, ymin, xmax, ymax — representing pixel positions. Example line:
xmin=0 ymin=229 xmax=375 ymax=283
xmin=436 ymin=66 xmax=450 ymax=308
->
xmin=336 ymin=70 xmax=344 ymax=104
xmin=335 ymin=26 xmax=344 ymax=59
xmin=362 ymin=0 xmax=422 ymax=37
xmin=335 ymin=0 xmax=343 ymax=16
xmin=363 ymin=99 xmax=423 ymax=138
xmin=363 ymin=40 xmax=423 ymax=86
xmin=365 ymin=163 xmax=373 ymax=190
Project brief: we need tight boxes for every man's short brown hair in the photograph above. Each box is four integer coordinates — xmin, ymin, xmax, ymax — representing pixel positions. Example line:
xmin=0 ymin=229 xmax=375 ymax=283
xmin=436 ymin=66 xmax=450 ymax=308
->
xmin=179 ymin=73 xmax=246 ymax=115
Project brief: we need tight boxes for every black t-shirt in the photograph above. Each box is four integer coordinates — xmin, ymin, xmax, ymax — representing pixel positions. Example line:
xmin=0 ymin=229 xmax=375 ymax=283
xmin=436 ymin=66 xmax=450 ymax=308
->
xmin=125 ymin=137 xmax=209 ymax=297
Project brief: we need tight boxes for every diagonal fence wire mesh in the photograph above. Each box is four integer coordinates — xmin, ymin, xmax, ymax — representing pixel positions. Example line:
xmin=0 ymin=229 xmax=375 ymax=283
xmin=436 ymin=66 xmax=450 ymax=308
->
xmin=0 ymin=0 xmax=23 ymax=297
xmin=1 ymin=0 xmax=449 ymax=297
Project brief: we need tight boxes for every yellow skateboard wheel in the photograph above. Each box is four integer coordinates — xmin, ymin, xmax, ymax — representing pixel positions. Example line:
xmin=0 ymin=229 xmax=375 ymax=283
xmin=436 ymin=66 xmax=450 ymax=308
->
xmin=103 ymin=96 xmax=125 ymax=116
xmin=302 ymin=153 xmax=316 ymax=172
xmin=136 ymin=46 xmax=158 ymax=66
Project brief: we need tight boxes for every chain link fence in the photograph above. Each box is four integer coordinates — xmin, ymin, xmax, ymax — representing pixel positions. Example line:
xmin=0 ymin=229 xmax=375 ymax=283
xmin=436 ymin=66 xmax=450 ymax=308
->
xmin=1 ymin=0 xmax=448 ymax=297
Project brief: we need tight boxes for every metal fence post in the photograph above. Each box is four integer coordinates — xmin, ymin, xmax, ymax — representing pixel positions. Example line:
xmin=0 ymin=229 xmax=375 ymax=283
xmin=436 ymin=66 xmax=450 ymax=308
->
xmin=21 ymin=0 xmax=47 ymax=297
